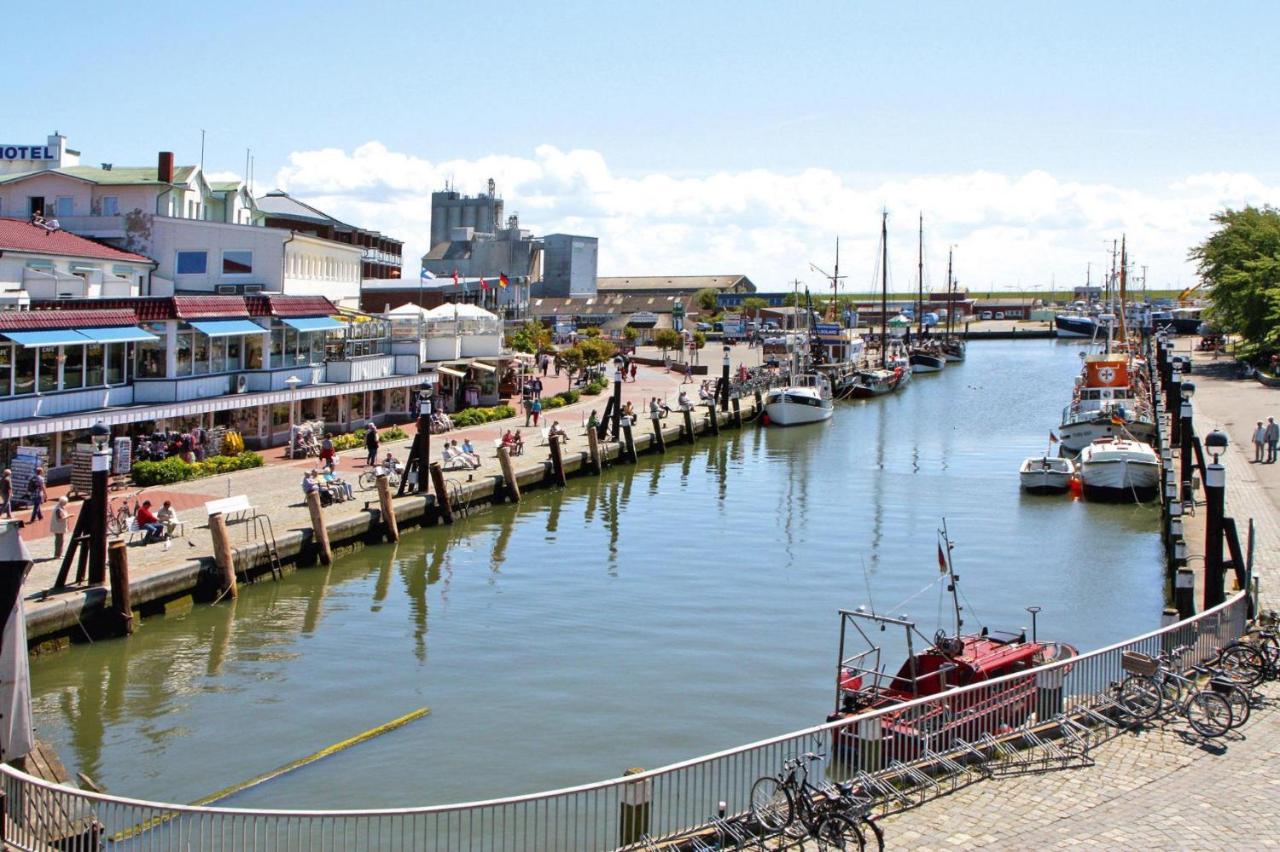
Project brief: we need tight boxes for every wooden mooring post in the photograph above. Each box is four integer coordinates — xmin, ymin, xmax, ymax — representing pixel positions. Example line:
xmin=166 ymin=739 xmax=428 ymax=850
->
xmin=208 ymin=511 xmax=237 ymax=598
xmin=305 ymin=490 xmax=333 ymax=565
xmin=706 ymin=403 xmax=720 ymax=436
xmin=731 ymin=397 xmax=742 ymax=429
xmin=429 ymin=462 xmax=454 ymax=525
xmin=682 ymin=408 xmax=696 ymax=444
xmin=548 ymin=436 xmax=568 ymax=487
xmin=586 ymin=428 xmax=603 ymax=474
xmin=650 ymin=416 xmax=666 ymax=452
xmin=621 ymin=420 xmax=638 ymax=462
xmin=107 ymin=540 xmax=133 ymax=636
xmin=376 ymin=472 xmax=399 ymax=542
xmin=498 ymin=446 xmax=522 ymax=500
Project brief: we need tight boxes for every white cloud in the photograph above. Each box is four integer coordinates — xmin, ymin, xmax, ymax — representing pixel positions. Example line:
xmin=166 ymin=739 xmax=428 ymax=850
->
xmin=272 ymin=142 xmax=1279 ymax=293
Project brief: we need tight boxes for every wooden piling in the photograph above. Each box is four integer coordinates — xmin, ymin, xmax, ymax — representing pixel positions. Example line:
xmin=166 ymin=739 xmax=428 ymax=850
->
xmin=429 ymin=462 xmax=454 ymax=525
xmin=706 ymin=403 xmax=720 ymax=436
xmin=376 ymin=473 xmax=399 ymax=543
xmin=305 ymin=490 xmax=333 ymax=565
xmin=548 ymin=436 xmax=568 ymax=487
xmin=682 ymin=408 xmax=696 ymax=444
xmin=731 ymin=397 xmax=742 ymax=429
xmin=107 ymin=540 xmax=133 ymax=636
xmin=621 ymin=420 xmax=637 ymax=462
xmin=208 ymin=511 xmax=237 ymax=598
xmin=498 ymin=446 xmax=523 ymax=500
xmin=586 ymin=428 xmax=602 ymax=474
xmin=650 ymin=416 xmax=666 ymax=453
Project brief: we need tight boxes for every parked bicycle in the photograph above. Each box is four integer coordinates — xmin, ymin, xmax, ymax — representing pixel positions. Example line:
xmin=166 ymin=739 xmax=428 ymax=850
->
xmin=749 ymin=752 xmax=865 ymax=850
xmin=359 ymin=465 xmax=402 ymax=492
xmin=106 ymin=491 xmax=144 ymax=536
xmin=1154 ymin=645 xmax=1253 ymax=729
xmin=1114 ymin=649 xmax=1234 ymax=737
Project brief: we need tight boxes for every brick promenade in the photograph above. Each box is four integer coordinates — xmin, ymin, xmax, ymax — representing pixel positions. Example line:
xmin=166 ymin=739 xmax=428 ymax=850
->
xmin=880 ymin=340 xmax=1280 ymax=850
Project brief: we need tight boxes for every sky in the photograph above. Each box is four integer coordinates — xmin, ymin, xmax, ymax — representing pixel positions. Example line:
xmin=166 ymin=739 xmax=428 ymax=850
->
xmin=11 ymin=1 xmax=1280 ymax=293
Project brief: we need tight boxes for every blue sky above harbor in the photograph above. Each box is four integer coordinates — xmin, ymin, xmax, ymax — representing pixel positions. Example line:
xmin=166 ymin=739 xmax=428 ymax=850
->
xmin=11 ymin=1 xmax=1280 ymax=291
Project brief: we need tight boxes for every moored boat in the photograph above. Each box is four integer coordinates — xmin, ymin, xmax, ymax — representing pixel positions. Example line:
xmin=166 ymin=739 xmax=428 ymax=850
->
xmin=909 ymin=348 xmax=947 ymax=373
xmin=1054 ymin=312 xmax=1097 ymax=338
xmin=1019 ymin=455 xmax=1074 ymax=494
xmin=765 ymin=374 xmax=833 ymax=425
xmin=1077 ymin=437 xmax=1160 ymax=502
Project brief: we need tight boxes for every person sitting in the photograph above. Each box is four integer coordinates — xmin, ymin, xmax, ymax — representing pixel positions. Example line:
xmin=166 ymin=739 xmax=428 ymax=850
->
xmin=454 ymin=439 xmax=481 ymax=469
xmin=587 ymin=410 xmax=599 ymax=431
xmin=677 ymin=391 xmax=693 ymax=411
xmin=381 ymin=452 xmax=401 ymax=476
xmin=548 ymin=421 xmax=568 ymax=444
xmin=135 ymin=500 xmax=166 ymax=544
xmin=156 ymin=500 xmax=181 ymax=538
xmin=461 ymin=438 xmax=479 ymax=460
xmin=322 ymin=469 xmax=353 ymax=501
xmin=510 ymin=430 xmax=524 ymax=455
xmin=303 ymin=470 xmax=333 ymax=506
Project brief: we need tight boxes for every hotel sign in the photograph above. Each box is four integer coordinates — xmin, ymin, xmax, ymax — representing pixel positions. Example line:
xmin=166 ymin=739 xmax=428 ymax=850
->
xmin=0 ymin=144 xmax=56 ymax=161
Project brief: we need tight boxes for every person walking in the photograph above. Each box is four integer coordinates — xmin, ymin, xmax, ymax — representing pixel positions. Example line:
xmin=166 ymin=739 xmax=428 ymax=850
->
xmin=0 ymin=469 xmax=12 ymax=519
xmin=531 ymin=397 xmax=543 ymax=427
xmin=630 ymin=362 xmax=638 ymax=383
xmin=1253 ymin=420 xmax=1267 ymax=463
xmin=524 ymin=396 xmax=533 ymax=427
xmin=1267 ymin=417 xmax=1280 ymax=463
xmin=50 ymin=496 xmax=73 ymax=559
xmin=27 ymin=467 xmax=46 ymax=524
xmin=364 ymin=423 xmax=380 ymax=466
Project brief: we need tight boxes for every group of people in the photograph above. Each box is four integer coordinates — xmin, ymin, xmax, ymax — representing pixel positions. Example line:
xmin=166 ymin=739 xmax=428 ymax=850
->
xmin=648 ymin=397 xmax=673 ymax=419
xmin=0 ymin=466 xmax=45 ymax=520
xmin=500 ymin=430 xmax=525 ymax=455
xmin=301 ymin=467 xmax=355 ymax=506
xmin=133 ymin=499 xmax=181 ymax=546
xmin=135 ymin=428 xmax=212 ymax=463
xmin=442 ymin=439 xmax=481 ymax=470
xmin=1253 ymin=417 xmax=1280 ymax=463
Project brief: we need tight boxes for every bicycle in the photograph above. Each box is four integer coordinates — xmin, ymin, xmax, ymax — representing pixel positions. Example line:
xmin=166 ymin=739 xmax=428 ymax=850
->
xmin=358 ymin=466 xmax=402 ymax=491
xmin=1153 ymin=645 xmax=1253 ymax=729
xmin=749 ymin=752 xmax=863 ymax=850
xmin=1114 ymin=650 xmax=1234 ymax=737
xmin=106 ymin=491 xmax=143 ymax=536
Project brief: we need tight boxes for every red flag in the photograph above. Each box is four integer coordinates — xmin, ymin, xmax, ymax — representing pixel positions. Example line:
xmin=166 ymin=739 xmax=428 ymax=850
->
xmin=1110 ymin=415 xmax=1125 ymax=426
xmin=498 ymin=272 xmax=510 ymax=288
xmin=1049 ymin=431 xmax=1059 ymax=443
xmin=480 ymin=277 xmax=489 ymax=291
xmin=937 ymin=542 xmax=948 ymax=574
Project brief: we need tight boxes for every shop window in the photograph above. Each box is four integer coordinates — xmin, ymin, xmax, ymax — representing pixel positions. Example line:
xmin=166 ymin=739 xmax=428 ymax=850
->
xmin=193 ymin=333 xmax=210 ymax=375
xmin=226 ymin=336 xmax=243 ymax=372
xmin=211 ymin=337 xmax=227 ymax=373
xmin=176 ymin=251 xmax=207 ymax=275
xmin=348 ymin=392 xmax=364 ymax=419
xmin=105 ymin=344 xmax=123 ymax=385
xmin=0 ymin=345 xmax=11 ymax=396
xmin=62 ymin=345 xmax=85 ymax=390
xmin=270 ymin=403 xmax=290 ymax=427
xmin=245 ymin=334 xmax=263 ymax=370
xmin=14 ymin=348 xmax=34 ymax=394
xmin=135 ymin=330 xmax=165 ymax=379
xmin=176 ymin=332 xmax=193 ymax=376
xmin=223 ymin=251 xmax=252 ymax=275
xmin=38 ymin=348 xmax=58 ymax=393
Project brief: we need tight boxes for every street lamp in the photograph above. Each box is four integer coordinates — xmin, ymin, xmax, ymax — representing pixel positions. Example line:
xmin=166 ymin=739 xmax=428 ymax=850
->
xmin=88 ymin=419 xmax=111 ymax=586
xmin=721 ymin=344 xmax=731 ymax=412
xmin=285 ymin=375 xmax=302 ymax=458
xmin=1204 ymin=429 xmax=1229 ymax=608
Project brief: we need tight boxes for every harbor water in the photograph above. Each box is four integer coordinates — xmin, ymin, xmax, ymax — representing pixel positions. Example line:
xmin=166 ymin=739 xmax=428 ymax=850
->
xmin=28 ymin=339 xmax=1164 ymax=808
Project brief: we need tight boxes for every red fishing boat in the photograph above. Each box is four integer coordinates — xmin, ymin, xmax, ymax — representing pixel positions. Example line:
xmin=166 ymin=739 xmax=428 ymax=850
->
xmin=827 ymin=523 xmax=1078 ymax=762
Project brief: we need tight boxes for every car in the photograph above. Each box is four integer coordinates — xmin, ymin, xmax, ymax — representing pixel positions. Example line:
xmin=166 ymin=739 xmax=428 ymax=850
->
xmin=994 ymin=312 xmax=1005 ymax=320
xmin=762 ymin=321 xmax=780 ymax=331
xmin=981 ymin=311 xmax=993 ymax=320
xmin=695 ymin=322 xmax=712 ymax=332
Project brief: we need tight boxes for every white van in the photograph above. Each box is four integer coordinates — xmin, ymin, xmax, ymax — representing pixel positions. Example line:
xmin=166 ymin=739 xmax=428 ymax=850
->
xmin=980 ymin=311 xmax=993 ymax=320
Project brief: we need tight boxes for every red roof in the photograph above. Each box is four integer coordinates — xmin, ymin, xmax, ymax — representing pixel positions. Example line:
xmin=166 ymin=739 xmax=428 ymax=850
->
xmin=0 ymin=309 xmax=137 ymax=330
xmin=246 ymin=294 xmax=338 ymax=317
xmin=0 ymin=218 xmax=153 ymax=265
xmin=171 ymin=296 xmax=249 ymax=319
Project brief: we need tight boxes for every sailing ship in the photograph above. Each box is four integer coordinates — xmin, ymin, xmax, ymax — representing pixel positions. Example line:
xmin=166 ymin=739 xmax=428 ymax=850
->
xmin=1055 ymin=265 xmax=1100 ymax=338
xmin=940 ymin=246 xmax=966 ymax=362
xmin=851 ymin=212 xmax=910 ymax=398
xmin=908 ymin=214 xmax=947 ymax=374
xmin=826 ymin=523 xmax=1078 ymax=760
xmin=808 ymin=244 xmax=867 ymax=397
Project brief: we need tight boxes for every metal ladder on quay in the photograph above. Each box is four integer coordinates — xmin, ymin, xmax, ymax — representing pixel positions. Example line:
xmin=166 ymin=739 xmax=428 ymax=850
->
xmin=238 ymin=512 xmax=283 ymax=583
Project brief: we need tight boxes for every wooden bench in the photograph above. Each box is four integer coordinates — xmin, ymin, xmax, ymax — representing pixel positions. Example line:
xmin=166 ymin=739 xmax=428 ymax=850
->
xmin=204 ymin=495 xmax=256 ymax=523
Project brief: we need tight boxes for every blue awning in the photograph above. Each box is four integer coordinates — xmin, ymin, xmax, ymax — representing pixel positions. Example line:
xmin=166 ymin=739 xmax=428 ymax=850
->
xmin=2 ymin=330 xmax=90 ymax=347
xmin=282 ymin=316 xmax=344 ymax=332
xmin=77 ymin=326 xmax=159 ymax=343
xmin=189 ymin=319 xmax=268 ymax=337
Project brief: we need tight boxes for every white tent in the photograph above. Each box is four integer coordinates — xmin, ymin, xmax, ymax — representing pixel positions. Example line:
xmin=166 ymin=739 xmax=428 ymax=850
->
xmin=385 ymin=303 xmax=431 ymax=320
xmin=423 ymin=303 xmax=498 ymax=321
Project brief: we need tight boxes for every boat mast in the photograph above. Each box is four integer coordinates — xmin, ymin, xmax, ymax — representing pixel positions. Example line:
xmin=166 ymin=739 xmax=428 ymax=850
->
xmin=1118 ymin=235 xmax=1129 ymax=344
xmin=833 ymin=236 xmax=840 ymax=322
xmin=940 ymin=519 xmax=963 ymax=638
xmin=916 ymin=213 xmax=924 ymax=337
xmin=880 ymin=211 xmax=889 ymax=369
xmin=945 ymin=246 xmax=954 ymax=339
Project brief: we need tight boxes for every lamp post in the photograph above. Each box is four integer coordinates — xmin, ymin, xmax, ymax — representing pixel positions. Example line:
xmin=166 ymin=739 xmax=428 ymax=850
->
xmin=285 ymin=375 xmax=301 ymax=459
xmin=720 ymin=345 xmax=731 ymax=412
xmin=1180 ymin=381 xmax=1195 ymax=503
xmin=1168 ymin=367 xmax=1182 ymax=440
xmin=1203 ymin=429 xmax=1228 ymax=609
xmin=610 ymin=356 xmax=624 ymax=441
xmin=88 ymin=419 xmax=111 ymax=586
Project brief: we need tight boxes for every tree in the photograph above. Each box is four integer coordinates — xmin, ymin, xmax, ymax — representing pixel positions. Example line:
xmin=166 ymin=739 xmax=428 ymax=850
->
xmin=694 ymin=287 xmax=719 ymax=312
xmin=507 ymin=320 xmax=551 ymax=354
xmin=580 ymin=326 xmax=602 ymax=338
xmin=691 ymin=331 xmax=706 ymax=365
xmin=1190 ymin=205 xmax=1280 ymax=357
xmin=558 ymin=345 xmax=585 ymax=381
xmin=623 ymin=326 xmax=639 ymax=342
xmin=578 ymin=337 xmax=617 ymax=368
xmin=653 ymin=328 xmax=682 ymax=359
xmin=741 ymin=297 xmax=768 ymax=319
xmin=781 ymin=292 xmax=799 ymax=308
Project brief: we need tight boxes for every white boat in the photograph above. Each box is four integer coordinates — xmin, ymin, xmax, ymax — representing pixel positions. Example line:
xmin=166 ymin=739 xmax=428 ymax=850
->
xmin=1019 ymin=456 xmax=1074 ymax=494
xmin=766 ymin=374 xmax=833 ymax=426
xmin=1059 ymin=353 xmax=1155 ymax=453
xmin=1077 ymin=438 xmax=1160 ymax=502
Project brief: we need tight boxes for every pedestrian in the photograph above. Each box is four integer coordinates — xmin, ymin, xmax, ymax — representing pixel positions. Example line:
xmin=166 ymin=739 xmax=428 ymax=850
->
xmin=630 ymin=362 xmax=638 ymax=383
xmin=532 ymin=397 xmax=542 ymax=427
xmin=533 ymin=377 xmax=543 ymax=399
xmin=1253 ymin=420 xmax=1267 ymax=463
xmin=0 ymin=469 xmax=11 ymax=519
xmin=364 ymin=423 xmax=380 ymax=466
xmin=541 ymin=355 xmax=549 ymax=377
xmin=319 ymin=435 xmax=335 ymax=468
xmin=587 ymin=410 xmax=599 ymax=431
xmin=1267 ymin=417 xmax=1280 ymax=463
xmin=524 ymin=396 xmax=533 ymax=427
xmin=51 ymin=496 xmax=72 ymax=559
xmin=27 ymin=467 xmax=46 ymax=523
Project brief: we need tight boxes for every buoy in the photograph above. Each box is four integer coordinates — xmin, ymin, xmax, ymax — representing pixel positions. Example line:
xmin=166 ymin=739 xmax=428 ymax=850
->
xmin=1068 ymin=476 xmax=1083 ymax=499
xmin=762 ymin=412 xmax=771 ymax=426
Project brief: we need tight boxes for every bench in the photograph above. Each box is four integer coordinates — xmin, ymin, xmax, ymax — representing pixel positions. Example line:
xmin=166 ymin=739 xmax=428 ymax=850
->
xmin=126 ymin=517 xmax=186 ymax=545
xmin=205 ymin=495 xmax=256 ymax=523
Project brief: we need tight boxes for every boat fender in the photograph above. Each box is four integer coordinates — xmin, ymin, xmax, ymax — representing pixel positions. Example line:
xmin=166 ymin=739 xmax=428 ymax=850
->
xmin=762 ymin=412 xmax=770 ymax=426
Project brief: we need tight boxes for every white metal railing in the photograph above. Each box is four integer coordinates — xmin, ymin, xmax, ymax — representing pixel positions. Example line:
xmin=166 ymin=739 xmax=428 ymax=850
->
xmin=0 ymin=592 xmax=1251 ymax=851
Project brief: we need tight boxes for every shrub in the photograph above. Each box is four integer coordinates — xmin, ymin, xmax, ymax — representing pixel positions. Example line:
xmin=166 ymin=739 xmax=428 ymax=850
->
xmin=132 ymin=453 xmax=264 ymax=486
xmin=450 ymin=404 xmax=516 ymax=428
xmin=583 ymin=377 xmax=608 ymax=395
xmin=331 ymin=433 xmax=362 ymax=451
xmin=379 ymin=425 xmax=408 ymax=442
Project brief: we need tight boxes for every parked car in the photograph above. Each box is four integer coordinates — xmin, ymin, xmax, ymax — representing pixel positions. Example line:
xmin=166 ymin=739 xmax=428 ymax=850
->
xmin=981 ymin=311 xmax=993 ymax=320
xmin=695 ymin=322 xmax=712 ymax=332
xmin=994 ymin=312 xmax=1005 ymax=320
xmin=762 ymin=321 xmax=781 ymax=331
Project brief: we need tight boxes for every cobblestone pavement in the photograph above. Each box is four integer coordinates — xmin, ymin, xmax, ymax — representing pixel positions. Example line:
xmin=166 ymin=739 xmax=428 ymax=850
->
xmin=879 ymin=341 xmax=1280 ymax=850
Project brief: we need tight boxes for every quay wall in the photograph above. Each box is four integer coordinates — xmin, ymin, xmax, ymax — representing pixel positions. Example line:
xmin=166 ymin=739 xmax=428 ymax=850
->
xmin=26 ymin=401 xmax=755 ymax=647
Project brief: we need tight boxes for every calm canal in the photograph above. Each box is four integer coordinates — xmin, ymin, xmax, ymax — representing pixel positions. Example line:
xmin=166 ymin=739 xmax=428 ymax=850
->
xmin=28 ymin=338 xmax=1163 ymax=808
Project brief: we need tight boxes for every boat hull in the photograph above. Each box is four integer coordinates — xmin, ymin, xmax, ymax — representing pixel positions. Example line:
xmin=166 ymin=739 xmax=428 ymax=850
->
xmin=1054 ymin=315 xmax=1096 ymax=338
xmin=909 ymin=352 xmax=946 ymax=373
xmin=765 ymin=400 xmax=833 ymax=425
xmin=1059 ymin=419 xmax=1156 ymax=453
xmin=1079 ymin=458 xmax=1160 ymax=502
xmin=1020 ymin=470 xmax=1073 ymax=494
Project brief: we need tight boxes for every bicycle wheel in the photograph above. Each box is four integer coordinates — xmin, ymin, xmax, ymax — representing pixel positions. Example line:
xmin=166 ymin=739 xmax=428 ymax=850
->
xmin=1213 ymin=681 xmax=1251 ymax=728
xmin=1216 ymin=644 xmax=1266 ymax=687
xmin=813 ymin=814 xmax=863 ymax=851
xmin=1185 ymin=690 xmax=1233 ymax=738
xmin=859 ymin=815 xmax=885 ymax=852
xmin=1157 ymin=673 xmax=1182 ymax=707
xmin=109 ymin=508 xmax=128 ymax=536
xmin=749 ymin=776 xmax=793 ymax=832
xmin=1116 ymin=675 xmax=1162 ymax=722
xmin=358 ymin=471 xmax=377 ymax=491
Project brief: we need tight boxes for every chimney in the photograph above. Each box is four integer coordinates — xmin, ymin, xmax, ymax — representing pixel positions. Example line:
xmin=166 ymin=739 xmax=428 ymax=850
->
xmin=157 ymin=151 xmax=174 ymax=184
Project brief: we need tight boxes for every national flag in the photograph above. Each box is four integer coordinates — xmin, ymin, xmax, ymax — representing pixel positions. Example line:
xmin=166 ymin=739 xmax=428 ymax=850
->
xmin=498 ymin=272 xmax=510 ymax=288
xmin=419 ymin=268 xmax=436 ymax=282
xmin=480 ymin=277 xmax=489 ymax=291
xmin=937 ymin=541 xmax=948 ymax=574
xmin=1111 ymin=415 xmax=1125 ymax=426
xmin=1049 ymin=431 xmax=1059 ymax=444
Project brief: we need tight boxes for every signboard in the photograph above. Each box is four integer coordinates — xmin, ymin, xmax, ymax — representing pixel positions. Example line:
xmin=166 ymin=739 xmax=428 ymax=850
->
xmin=720 ymin=313 xmax=744 ymax=338
xmin=815 ymin=323 xmax=841 ymax=335
xmin=627 ymin=311 xmax=659 ymax=327
xmin=0 ymin=144 xmax=55 ymax=161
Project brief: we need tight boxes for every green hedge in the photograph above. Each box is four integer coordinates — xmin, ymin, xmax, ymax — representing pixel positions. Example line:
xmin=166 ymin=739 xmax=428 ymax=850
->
xmin=132 ymin=453 xmax=265 ymax=486
xmin=541 ymin=389 xmax=581 ymax=410
xmin=379 ymin=425 xmax=408 ymax=442
xmin=331 ymin=433 xmax=362 ymax=451
xmin=583 ymin=377 xmax=608 ymax=396
xmin=450 ymin=404 xmax=516 ymax=428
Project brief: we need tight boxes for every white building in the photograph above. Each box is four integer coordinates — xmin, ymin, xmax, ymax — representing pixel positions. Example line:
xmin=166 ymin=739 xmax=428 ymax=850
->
xmin=0 ymin=218 xmax=154 ymax=307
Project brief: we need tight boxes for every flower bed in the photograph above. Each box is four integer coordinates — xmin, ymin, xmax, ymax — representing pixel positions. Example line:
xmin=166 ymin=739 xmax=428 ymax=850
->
xmin=132 ymin=453 xmax=265 ymax=486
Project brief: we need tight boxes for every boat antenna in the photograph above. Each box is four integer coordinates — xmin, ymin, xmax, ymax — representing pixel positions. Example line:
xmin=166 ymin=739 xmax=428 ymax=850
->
xmin=938 ymin=519 xmax=963 ymax=637
xmin=917 ymin=212 xmax=924 ymax=337
xmin=945 ymin=246 xmax=954 ymax=339
xmin=1117 ymin=235 xmax=1129 ymax=344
